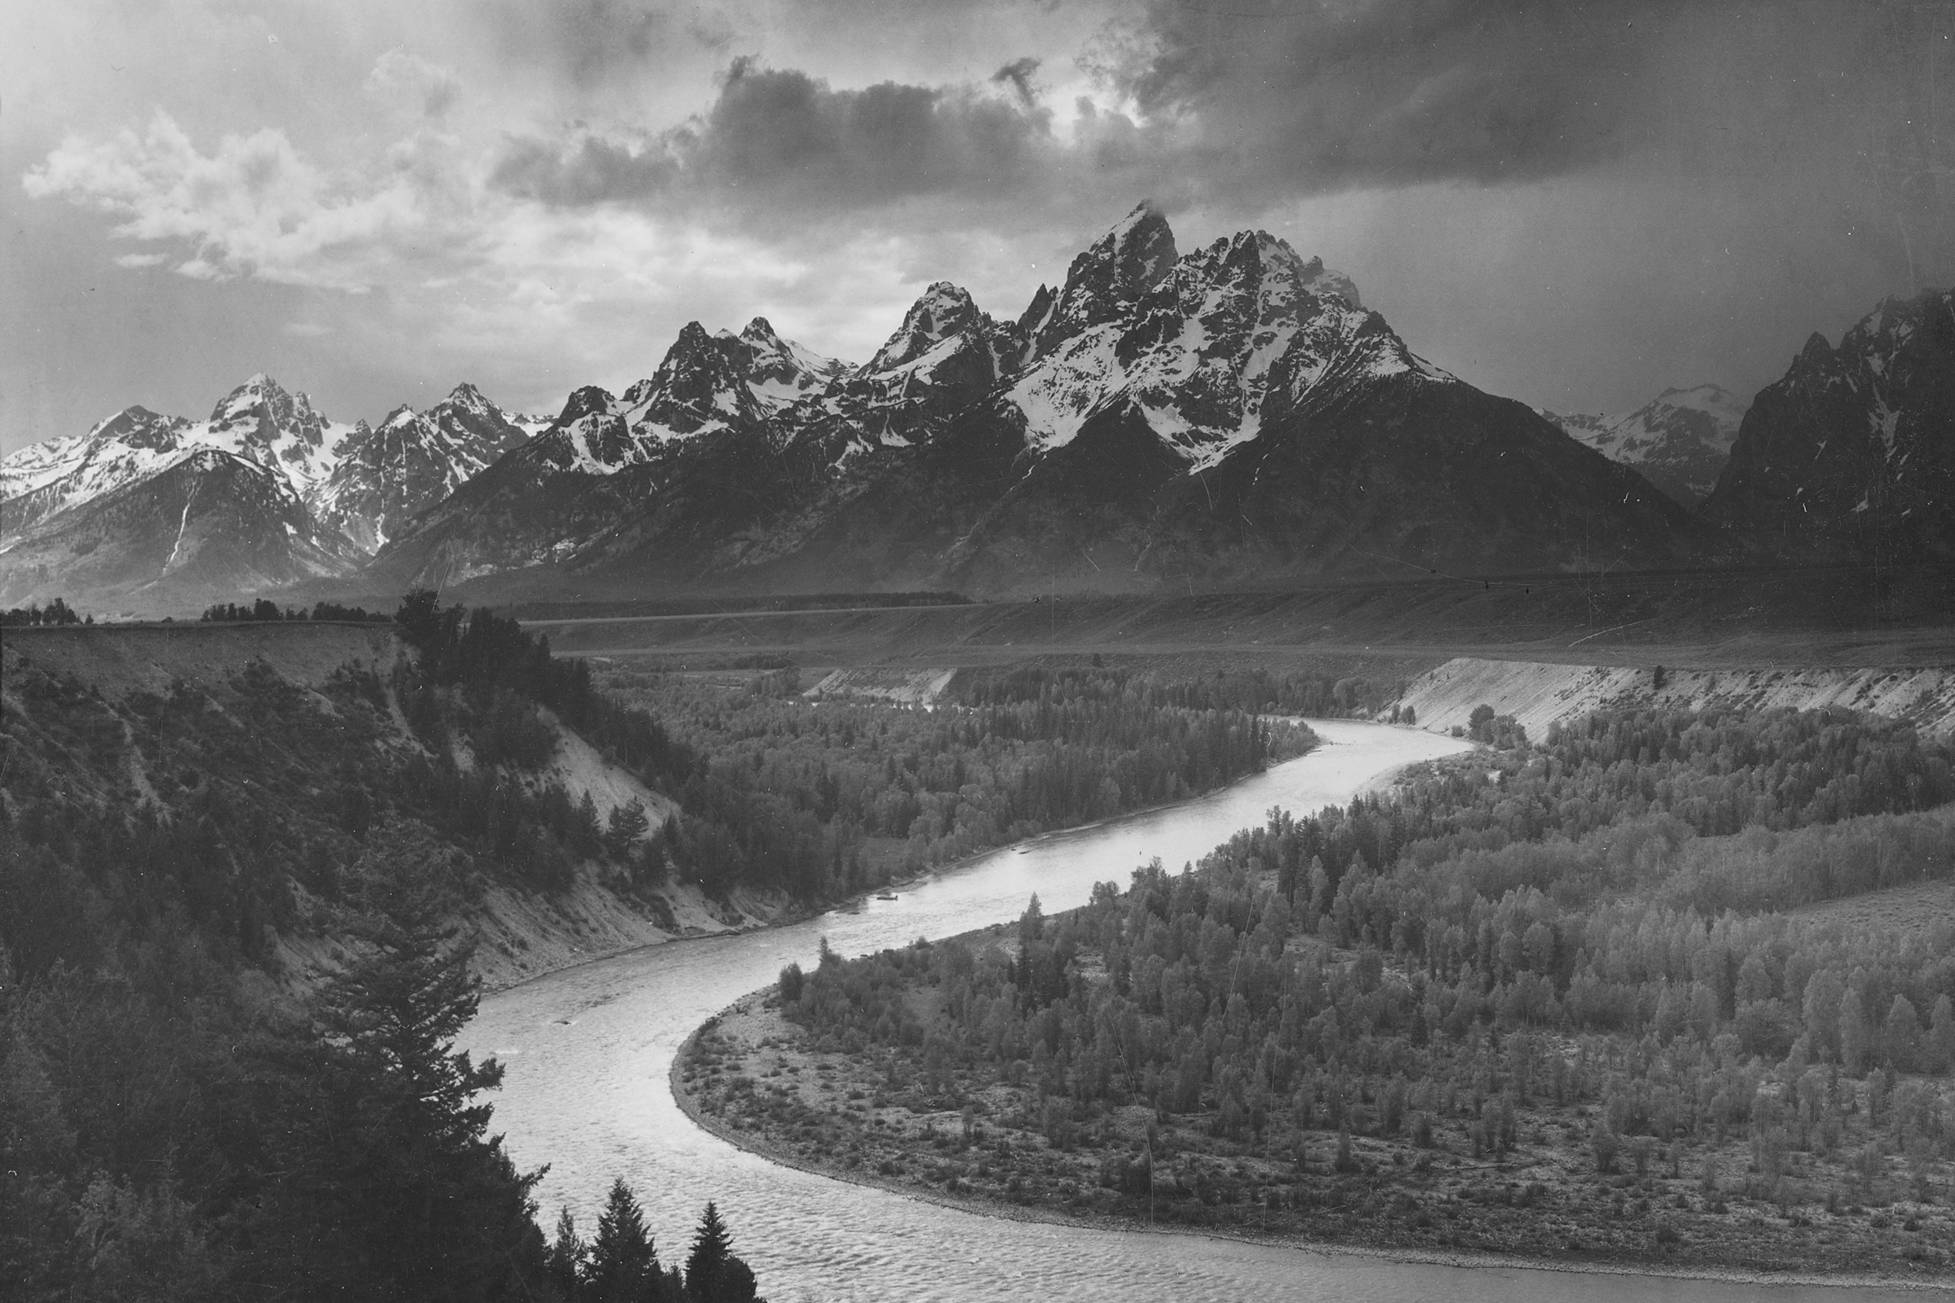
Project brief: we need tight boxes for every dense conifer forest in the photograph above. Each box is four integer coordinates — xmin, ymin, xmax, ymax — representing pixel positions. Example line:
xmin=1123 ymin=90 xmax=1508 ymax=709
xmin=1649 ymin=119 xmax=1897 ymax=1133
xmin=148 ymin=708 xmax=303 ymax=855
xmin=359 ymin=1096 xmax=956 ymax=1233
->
xmin=0 ymin=597 xmax=789 ymax=1298
xmin=683 ymin=705 xmax=1955 ymax=1276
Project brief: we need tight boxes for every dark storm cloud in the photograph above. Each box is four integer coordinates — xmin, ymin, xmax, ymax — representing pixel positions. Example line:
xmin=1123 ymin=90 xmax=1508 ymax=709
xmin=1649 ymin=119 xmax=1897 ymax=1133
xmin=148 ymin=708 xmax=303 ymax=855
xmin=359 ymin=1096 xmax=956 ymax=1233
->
xmin=493 ymin=57 xmax=1075 ymax=214
xmin=1104 ymin=0 xmax=1694 ymax=192
xmin=483 ymin=0 xmax=1949 ymax=291
xmin=492 ymin=131 xmax=677 ymax=206
xmin=991 ymin=56 xmax=1041 ymax=108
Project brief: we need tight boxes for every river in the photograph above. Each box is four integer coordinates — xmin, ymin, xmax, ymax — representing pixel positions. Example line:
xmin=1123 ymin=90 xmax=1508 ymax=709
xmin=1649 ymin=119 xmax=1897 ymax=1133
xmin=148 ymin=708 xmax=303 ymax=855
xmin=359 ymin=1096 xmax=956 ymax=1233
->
xmin=461 ymin=722 xmax=1938 ymax=1301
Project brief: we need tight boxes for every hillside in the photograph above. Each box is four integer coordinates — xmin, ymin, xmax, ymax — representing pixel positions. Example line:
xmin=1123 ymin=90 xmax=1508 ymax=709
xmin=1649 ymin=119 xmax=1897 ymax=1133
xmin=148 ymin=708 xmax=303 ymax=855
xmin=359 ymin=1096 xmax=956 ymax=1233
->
xmin=1706 ymin=289 xmax=1955 ymax=558
xmin=0 ymin=620 xmax=783 ymax=992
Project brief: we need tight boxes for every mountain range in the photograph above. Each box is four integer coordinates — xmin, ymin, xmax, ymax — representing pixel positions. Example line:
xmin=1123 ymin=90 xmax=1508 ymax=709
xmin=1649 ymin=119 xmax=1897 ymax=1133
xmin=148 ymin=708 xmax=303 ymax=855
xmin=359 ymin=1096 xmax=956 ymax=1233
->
xmin=3 ymin=205 xmax=1949 ymax=615
xmin=0 ymin=377 xmax=541 ymax=609
xmin=366 ymin=204 xmax=1699 ymax=598
xmin=1542 ymin=384 xmax=1749 ymax=507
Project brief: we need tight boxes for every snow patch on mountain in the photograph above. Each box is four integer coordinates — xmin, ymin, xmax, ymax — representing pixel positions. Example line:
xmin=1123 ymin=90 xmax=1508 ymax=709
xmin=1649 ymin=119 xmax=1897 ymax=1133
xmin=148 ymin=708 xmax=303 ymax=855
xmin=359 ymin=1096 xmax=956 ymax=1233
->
xmin=1543 ymin=383 xmax=1747 ymax=506
xmin=1005 ymin=222 xmax=1410 ymax=466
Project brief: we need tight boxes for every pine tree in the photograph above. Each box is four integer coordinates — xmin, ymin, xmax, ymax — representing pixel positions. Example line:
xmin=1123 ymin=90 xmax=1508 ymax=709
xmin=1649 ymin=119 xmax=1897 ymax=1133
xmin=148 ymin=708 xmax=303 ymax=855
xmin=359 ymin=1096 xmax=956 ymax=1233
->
xmin=549 ymin=1206 xmax=589 ymax=1300
xmin=287 ymin=875 xmax=547 ymax=1301
xmin=1929 ymin=994 xmax=1955 ymax=1074
xmin=1881 ymin=994 xmax=1921 ymax=1071
xmin=606 ymin=800 xmax=651 ymax=859
xmin=1839 ymin=988 xmax=1871 ymax=1075
xmin=683 ymin=1202 xmax=758 ymax=1303
xmin=586 ymin=1179 xmax=663 ymax=1303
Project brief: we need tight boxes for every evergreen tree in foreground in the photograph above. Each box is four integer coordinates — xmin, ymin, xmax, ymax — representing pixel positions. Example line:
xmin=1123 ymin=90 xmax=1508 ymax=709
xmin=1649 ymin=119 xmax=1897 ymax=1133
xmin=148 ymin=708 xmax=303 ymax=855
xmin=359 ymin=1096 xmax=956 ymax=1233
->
xmin=685 ymin=1201 xmax=761 ymax=1303
xmin=585 ymin=1178 xmax=672 ymax=1302
xmin=549 ymin=1206 xmax=589 ymax=1299
xmin=272 ymin=872 xmax=547 ymax=1300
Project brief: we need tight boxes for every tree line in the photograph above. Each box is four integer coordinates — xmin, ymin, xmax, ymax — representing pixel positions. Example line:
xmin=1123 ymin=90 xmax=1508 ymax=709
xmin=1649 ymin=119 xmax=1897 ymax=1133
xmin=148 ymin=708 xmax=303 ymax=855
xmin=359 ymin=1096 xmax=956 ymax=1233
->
xmin=200 ymin=599 xmax=393 ymax=622
xmin=2 ymin=596 xmax=87 ymax=625
xmin=599 ymin=660 xmax=1313 ymax=901
xmin=777 ymin=704 xmax=1955 ymax=1225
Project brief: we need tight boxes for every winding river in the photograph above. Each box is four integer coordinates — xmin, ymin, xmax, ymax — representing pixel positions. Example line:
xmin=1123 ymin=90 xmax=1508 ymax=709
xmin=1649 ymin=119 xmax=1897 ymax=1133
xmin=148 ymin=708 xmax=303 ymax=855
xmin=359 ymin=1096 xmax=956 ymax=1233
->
xmin=461 ymin=723 xmax=1939 ymax=1301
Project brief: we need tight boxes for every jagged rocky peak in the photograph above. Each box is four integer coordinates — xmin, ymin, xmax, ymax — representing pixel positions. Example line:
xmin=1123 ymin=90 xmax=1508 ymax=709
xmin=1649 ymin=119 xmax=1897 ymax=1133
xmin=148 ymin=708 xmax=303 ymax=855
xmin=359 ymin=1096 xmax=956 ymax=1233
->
xmin=1291 ymin=249 xmax=1362 ymax=311
xmin=1097 ymin=200 xmax=1179 ymax=292
xmin=1165 ymin=229 xmax=1364 ymax=325
xmin=1017 ymin=283 xmax=1056 ymax=335
xmin=648 ymin=321 xmax=745 ymax=393
xmin=89 ymin=405 xmax=190 ymax=450
xmin=1841 ymin=290 xmax=1952 ymax=359
xmin=210 ymin=372 xmax=308 ymax=426
xmin=1706 ymin=286 xmax=1954 ymax=552
xmin=206 ymin=371 xmax=343 ymax=467
xmin=613 ymin=322 xmax=764 ymax=440
xmin=557 ymin=384 xmax=620 ymax=424
xmin=444 ymin=381 xmax=497 ymax=415
xmin=734 ymin=316 xmax=848 ymax=407
xmin=867 ymin=282 xmax=991 ymax=373
xmin=1034 ymin=201 xmax=1180 ymax=353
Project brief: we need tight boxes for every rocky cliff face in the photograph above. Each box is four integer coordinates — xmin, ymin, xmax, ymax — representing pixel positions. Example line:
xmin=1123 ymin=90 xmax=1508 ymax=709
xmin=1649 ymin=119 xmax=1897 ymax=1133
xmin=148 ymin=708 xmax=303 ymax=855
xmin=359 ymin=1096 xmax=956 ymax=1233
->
xmin=313 ymin=383 xmax=535 ymax=550
xmin=1705 ymin=290 xmax=1955 ymax=558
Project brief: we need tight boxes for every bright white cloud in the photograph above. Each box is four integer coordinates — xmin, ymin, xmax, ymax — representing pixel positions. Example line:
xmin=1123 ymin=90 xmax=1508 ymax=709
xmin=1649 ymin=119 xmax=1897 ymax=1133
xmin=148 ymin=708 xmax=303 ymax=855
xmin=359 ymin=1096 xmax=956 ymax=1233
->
xmin=16 ymin=95 xmax=1058 ymax=409
xmin=22 ymin=112 xmax=463 ymax=293
xmin=365 ymin=48 xmax=462 ymax=119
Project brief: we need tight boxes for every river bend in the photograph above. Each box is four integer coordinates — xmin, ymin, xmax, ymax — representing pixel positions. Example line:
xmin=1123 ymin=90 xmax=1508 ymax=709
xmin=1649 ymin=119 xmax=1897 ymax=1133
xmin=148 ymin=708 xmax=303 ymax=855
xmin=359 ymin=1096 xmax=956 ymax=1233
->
xmin=461 ymin=722 xmax=1934 ymax=1301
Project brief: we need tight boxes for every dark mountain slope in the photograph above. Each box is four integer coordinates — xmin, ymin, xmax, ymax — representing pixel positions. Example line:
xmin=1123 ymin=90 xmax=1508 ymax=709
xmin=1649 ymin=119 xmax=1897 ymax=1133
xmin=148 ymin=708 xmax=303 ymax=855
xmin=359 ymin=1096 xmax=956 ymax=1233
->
xmin=1706 ymin=289 xmax=1955 ymax=558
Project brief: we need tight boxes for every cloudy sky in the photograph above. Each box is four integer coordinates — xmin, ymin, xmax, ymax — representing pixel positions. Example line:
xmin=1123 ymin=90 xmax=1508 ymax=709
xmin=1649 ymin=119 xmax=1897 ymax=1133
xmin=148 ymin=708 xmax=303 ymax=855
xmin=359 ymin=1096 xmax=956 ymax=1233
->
xmin=4 ymin=0 xmax=1949 ymax=456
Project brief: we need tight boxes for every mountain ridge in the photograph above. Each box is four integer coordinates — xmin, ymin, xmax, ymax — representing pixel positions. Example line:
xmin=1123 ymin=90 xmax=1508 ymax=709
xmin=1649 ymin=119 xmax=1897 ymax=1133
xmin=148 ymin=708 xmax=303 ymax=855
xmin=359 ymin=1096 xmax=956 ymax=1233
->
xmin=0 ymin=376 xmax=543 ymax=611
xmin=10 ymin=209 xmax=1949 ymax=616
xmin=1705 ymin=287 xmax=1955 ymax=558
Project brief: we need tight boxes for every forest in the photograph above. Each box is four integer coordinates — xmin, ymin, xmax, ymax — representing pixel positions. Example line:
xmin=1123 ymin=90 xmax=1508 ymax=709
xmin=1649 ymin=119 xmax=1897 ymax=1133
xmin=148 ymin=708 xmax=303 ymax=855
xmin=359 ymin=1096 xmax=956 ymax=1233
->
xmin=0 ymin=594 xmax=1341 ymax=1297
xmin=0 ymin=598 xmax=792 ymax=1299
xmin=592 ymin=659 xmax=1317 ymax=898
xmin=682 ymin=704 xmax=1955 ymax=1276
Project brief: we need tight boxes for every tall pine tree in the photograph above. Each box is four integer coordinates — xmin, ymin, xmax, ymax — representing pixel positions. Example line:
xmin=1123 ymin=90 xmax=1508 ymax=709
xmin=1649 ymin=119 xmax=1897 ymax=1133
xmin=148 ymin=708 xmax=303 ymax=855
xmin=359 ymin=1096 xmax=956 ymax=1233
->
xmin=586 ymin=1178 xmax=666 ymax=1303
xmin=275 ymin=872 xmax=547 ymax=1300
xmin=684 ymin=1202 xmax=760 ymax=1303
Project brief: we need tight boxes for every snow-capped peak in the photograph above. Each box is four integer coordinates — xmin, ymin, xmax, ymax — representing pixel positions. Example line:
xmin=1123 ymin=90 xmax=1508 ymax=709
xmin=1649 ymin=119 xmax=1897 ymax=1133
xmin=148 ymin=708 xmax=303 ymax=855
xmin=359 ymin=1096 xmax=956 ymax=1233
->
xmin=1006 ymin=214 xmax=1416 ymax=465
xmin=867 ymin=282 xmax=986 ymax=374
xmin=1544 ymin=382 xmax=1747 ymax=506
xmin=1032 ymin=201 xmax=1180 ymax=356
xmin=739 ymin=316 xmax=785 ymax=346
xmin=446 ymin=381 xmax=496 ymax=416
xmin=731 ymin=317 xmax=849 ymax=411
xmin=1101 ymin=201 xmax=1178 ymax=289
xmin=558 ymin=385 xmax=623 ymax=425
